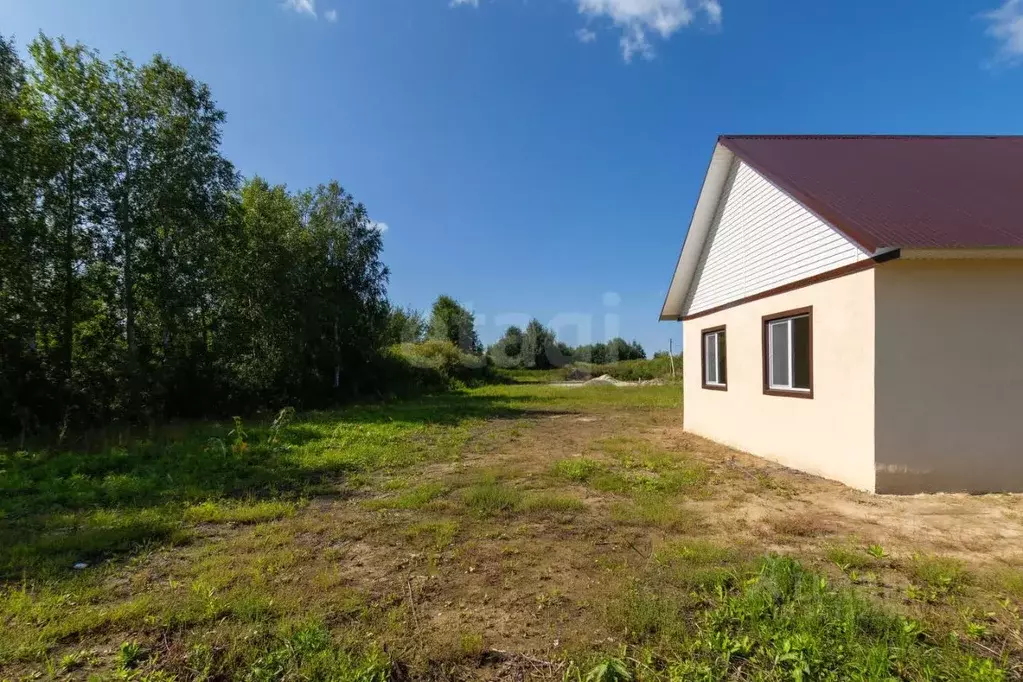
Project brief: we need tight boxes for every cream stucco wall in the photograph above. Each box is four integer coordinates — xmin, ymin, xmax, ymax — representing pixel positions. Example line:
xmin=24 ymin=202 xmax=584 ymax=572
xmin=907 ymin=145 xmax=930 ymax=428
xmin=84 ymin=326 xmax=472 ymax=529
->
xmin=682 ymin=269 xmax=877 ymax=492
xmin=874 ymin=260 xmax=1023 ymax=493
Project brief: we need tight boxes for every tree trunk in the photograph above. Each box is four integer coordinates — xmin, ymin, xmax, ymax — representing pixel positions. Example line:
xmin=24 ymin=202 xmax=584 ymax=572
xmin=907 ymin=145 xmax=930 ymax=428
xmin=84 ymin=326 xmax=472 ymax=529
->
xmin=122 ymin=174 xmax=137 ymax=416
xmin=62 ymin=157 xmax=75 ymax=396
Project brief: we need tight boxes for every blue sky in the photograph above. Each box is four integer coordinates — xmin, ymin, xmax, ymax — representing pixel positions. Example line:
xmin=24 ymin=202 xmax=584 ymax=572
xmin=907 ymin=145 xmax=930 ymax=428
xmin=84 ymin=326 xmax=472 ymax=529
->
xmin=3 ymin=0 xmax=1023 ymax=354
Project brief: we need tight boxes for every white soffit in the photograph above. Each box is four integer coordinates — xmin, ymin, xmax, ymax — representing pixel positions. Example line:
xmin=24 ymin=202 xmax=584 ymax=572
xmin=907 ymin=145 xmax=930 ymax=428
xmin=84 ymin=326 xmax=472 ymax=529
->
xmin=659 ymin=143 xmax=735 ymax=321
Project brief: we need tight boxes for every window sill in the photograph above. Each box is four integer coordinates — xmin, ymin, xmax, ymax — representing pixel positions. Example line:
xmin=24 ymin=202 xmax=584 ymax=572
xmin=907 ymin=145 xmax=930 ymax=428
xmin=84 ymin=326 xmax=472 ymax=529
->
xmin=702 ymin=383 xmax=728 ymax=391
xmin=764 ymin=387 xmax=813 ymax=399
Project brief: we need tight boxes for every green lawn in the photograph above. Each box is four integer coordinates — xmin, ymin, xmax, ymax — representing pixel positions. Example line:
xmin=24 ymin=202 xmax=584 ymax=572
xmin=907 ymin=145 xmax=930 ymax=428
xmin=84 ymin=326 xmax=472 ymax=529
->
xmin=2 ymin=382 xmax=1021 ymax=681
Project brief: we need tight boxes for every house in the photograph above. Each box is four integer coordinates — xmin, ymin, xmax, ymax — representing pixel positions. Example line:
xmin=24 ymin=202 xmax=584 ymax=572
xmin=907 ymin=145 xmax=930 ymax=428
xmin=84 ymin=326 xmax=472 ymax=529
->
xmin=660 ymin=135 xmax=1023 ymax=494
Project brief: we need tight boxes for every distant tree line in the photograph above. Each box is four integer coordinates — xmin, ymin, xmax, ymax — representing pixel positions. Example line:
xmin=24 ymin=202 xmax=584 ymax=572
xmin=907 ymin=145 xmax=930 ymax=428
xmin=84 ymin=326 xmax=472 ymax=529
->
xmin=384 ymin=301 xmax=647 ymax=371
xmin=487 ymin=319 xmax=645 ymax=370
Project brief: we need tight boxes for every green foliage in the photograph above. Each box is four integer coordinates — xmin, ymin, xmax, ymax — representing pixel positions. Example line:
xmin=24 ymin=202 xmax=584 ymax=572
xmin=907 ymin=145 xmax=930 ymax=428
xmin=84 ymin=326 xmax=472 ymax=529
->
xmin=574 ymin=355 xmax=680 ymax=381
xmin=384 ymin=305 xmax=427 ymax=345
xmin=671 ymin=556 xmax=1001 ymax=681
xmin=552 ymin=457 xmax=608 ymax=482
xmin=489 ymin=319 xmax=571 ymax=369
xmin=389 ymin=340 xmax=493 ymax=390
xmin=117 ymin=640 xmax=145 ymax=671
xmin=571 ymin=338 xmax=647 ymax=364
xmin=521 ymin=319 xmax=559 ymax=369
xmin=906 ymin=555 xmax=970 ymax=603
xmin=866 ymin=544 xmax=888 ymax=559
xmin=488 ymin=325 xmax=525 ymax=368
xmin=488 ymin=322 xmax=648 ymax=371
xmin=247 ymin=621 xmax=390 ymax=682
xmin=0 ymin=33 xmax=393 ymax=436
xmin=427 ymin=295 xmax=481 ymax=354
xmin=584 ymin=658 xmax=632 ymax=682
xmin=0 ymin=389 xmax=497 ymax=578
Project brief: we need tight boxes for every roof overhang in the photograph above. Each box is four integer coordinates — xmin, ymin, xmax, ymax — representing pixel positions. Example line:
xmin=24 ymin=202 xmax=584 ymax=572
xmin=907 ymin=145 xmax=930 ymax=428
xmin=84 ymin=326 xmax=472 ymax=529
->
xmin=659 ymin=142 xmax=735 ymax=321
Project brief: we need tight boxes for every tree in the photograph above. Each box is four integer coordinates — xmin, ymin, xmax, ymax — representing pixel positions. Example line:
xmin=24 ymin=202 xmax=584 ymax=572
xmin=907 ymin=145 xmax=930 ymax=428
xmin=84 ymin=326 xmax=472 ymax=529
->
xmin=574 ymin=342 xmax=607 ymax=364
xmin=385 ymin=305 xmax=427 ymax=345
xmin=24 ymin=35 xmax=110 ymax=424
xmin=0 ymin=32 xmax=400 ymax=434
xmin=0 ymin=35 xmax=44 ymax=432
xmin=605 ymin=337 xmax=646 ymax=362
xmin=427 ymin=295 xmax=480 ymax=354
xmin=488 ymin=325 xmax=524 ymax=368
xmin=521 ymin=319 xmax=557 ymax=369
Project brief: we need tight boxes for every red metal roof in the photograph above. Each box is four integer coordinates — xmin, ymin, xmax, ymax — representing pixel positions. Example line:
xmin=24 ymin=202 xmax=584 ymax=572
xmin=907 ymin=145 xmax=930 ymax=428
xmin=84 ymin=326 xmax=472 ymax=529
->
xmin=718 ymin=135 xmax=1023 ymax=251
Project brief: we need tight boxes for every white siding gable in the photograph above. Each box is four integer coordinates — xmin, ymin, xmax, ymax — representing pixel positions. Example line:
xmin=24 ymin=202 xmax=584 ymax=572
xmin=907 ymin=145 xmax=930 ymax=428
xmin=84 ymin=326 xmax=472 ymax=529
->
xmin=684 ymin=160 xmax=869 ymax=316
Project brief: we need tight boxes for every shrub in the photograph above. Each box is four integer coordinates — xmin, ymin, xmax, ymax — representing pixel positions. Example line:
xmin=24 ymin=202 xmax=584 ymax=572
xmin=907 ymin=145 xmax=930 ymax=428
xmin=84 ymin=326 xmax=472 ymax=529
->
xmin=370 ymin=341 xmax=494 ymax=397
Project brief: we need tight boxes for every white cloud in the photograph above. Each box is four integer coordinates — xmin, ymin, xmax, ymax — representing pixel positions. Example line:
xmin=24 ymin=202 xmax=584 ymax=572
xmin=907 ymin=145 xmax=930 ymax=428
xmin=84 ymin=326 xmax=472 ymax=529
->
xmin=324 ymin=8 xmax=338 ymax=22
xmin=700 ymin=0 xmax=722 ymax=26
xmin=284 ymin=0 xmax=317 ymax=18
xmin=578 ymin=0 xmax=720 ymax=61
xmin=369 ymin=221 xmax=389 ymax=234
xmin=452 ymin=0 xmax=721 ymax=61
xmin=984 ymin=0 xmax=1023 ymax=60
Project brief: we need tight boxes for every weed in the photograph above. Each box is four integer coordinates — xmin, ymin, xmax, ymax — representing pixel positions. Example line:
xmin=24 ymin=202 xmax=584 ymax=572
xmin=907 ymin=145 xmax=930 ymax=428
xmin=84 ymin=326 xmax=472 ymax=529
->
xmin=183 ymin=499 xmax=299 ymax=525
xmin=610 ymin=494 xmax=699 ymax=532
xmin=461 ymin=482 xmax=523 ymax=517
xmin=679 ymin=556 xmax=1003 ymax=681
xmin=403 ymin=520 xmax=459 ymax=550
xmin=366 ymin=483 xmax=448 ymax=510
xmin=458 ymin=632 xmax=485 ymax=659
xmin=520 ymin=492 xmax=585 ymax=515
xmin=906 ymin=555 xmax=970 ymax=602
xmin=824 ymin=544 xmax=874 ymax=572
xmin=118 ymin=640 xmax=145 ymax=670
xmin=267 ymin=407 xmax=296 ymax=449
xmin=229 ymin=416 xmax=248 ymax=455
xmin=552 ymin=458 xmax=607 ymax=482
xmin=584 ymin=657 xmax=632 ymax=682
xmin=246 ymin=621 xmax=390 ymax=682
xmin=866 ymin=544 xmax=888 ymax=559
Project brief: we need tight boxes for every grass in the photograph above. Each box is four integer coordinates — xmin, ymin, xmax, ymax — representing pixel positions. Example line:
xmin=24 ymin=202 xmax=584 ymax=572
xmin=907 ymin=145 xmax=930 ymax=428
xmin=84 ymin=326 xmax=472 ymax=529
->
xmin=610 ymin=493 xmax=700 ymax=532
xmin=461 ymin=481 xmax=524 ymax=516
xmin=1 ymin=379 xmax=1018 ymax=680
xmin=552 ymin=457 xmax=608 ymax=482
xmin=907 ymin=554 xmax=971 ymax=602
xmin=825 ymin=543 xmax=878 ymax=571
xmin=672 ymin=556 xmax=1003 ymax=681
xmin=183 ymin=498 xmax=301 ymax=524
xmin=520 ymin=492 xmax=586 ymax=514
xmin=365 ymin=482 xmax=448 ymax=510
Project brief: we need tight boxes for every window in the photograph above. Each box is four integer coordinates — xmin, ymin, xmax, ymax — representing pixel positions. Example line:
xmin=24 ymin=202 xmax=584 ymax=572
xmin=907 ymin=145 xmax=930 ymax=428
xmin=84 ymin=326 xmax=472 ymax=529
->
xmin=701 ymin=326 xmax=727 ymax=390
xmin=762 ymin=307 xmax=813 ymax=398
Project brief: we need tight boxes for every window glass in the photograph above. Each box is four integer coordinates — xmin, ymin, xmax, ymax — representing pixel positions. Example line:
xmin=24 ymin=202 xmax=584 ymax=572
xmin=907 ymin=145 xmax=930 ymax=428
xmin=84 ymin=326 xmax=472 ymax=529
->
xmin=705 ymin=334 xmax=717 ymax=384
xmin=792 ymin=315 xmax=811 ymax=389
xmin=770 ymin=320 xmax=789 ymax=387
xmin=718 ymin=331 xmax=727 ymax=385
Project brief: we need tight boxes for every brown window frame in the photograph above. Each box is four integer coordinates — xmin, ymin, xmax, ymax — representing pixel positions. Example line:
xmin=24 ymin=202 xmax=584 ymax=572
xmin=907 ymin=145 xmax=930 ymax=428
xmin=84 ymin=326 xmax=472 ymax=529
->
xmin=761 ymin=306 xmax=814 ymax=399
xmin=700 ymin=325 xmax=727 ymax=391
